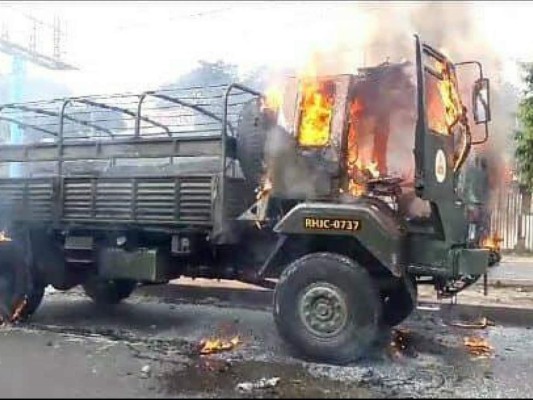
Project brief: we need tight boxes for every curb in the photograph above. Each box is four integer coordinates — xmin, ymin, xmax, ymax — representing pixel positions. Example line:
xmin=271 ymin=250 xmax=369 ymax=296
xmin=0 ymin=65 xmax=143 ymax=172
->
xmin=136 ymin=283 xmax=533 ymax=327
xmin=426 ymin=302 xmax=533 ymax=327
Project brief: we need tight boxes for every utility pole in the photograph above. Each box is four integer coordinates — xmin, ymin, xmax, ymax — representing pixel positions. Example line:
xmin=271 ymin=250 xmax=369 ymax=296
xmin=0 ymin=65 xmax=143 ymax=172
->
xmin=0 ymin=8 xmax=77 ymax=176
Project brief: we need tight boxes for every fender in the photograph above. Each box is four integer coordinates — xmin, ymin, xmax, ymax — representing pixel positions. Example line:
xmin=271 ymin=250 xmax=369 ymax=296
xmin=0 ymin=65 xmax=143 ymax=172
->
xmin=273 ymin=199 xmax=405 ymax=277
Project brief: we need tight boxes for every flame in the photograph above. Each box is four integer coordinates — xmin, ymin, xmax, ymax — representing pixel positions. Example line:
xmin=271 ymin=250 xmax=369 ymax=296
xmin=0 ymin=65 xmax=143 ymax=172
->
xmin=263 ymin=86 xmax=283 ymax=111
xmin=0 ymin=231 xmax=11 ymax=242
xmin=256 ymin=176 xmax=273 ymax=201
xmin=9 ymin=297 xmax=28 ymax=323
xmin=199 ymin=335 xmax=240 ymax=355
xmin=481 ymin=234 xmax=502 ymax=251
xmin=297 ymin=77 xmax=335 ymax=147
xmin=427 ymin=60 xmax=462 ymax=135
xmin=345 ymin=98 xmax=380 ymax=197
xmin=464 ymin=336 xmax=493 ymax=358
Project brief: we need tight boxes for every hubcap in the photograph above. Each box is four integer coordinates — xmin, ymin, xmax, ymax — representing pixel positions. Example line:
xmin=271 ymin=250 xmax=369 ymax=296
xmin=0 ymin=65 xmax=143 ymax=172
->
xmin=299 ymin=282 xmax=348 ymax=338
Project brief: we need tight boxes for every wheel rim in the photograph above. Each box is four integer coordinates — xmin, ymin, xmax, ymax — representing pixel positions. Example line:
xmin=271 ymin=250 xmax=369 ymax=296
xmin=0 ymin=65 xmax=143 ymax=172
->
xmin=299 ymin=282 xmax=348 ymax=338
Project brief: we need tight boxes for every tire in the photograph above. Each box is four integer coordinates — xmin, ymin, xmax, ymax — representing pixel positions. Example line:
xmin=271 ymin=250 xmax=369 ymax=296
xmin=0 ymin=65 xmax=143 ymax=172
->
xmin=0 ymin=241 xmax=44 ymax=323
xmin=381 ymin=275 xmax=417 ymax=327
xmin=273 ymin=252 xmax=382 ymax=364
xmin=235 ymin=98 xmax=274 ymax=188
xmin=83 ymin=277 xmax=137 ymax=305
xmin=23 ymin=278 xmax=45 ymax=318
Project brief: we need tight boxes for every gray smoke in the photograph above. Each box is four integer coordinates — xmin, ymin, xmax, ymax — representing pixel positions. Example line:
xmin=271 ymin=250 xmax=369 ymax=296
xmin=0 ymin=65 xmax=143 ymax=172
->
xmin=367 ymin=2 xmax=516 ymax=183
xmin=257 ymin=1 xmax=517 ymax=207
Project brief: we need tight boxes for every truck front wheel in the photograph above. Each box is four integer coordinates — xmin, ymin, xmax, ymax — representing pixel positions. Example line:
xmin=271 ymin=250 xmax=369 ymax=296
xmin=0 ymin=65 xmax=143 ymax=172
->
xmin=82 ymin=277 xmax=137 ymax=305
xmin=273 ymin=252 xmax=382 ymax=364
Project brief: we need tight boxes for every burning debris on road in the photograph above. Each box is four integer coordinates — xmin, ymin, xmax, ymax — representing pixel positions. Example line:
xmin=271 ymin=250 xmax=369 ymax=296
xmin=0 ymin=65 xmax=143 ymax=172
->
xmin=464 ymin=336 xmax=494 ymax=358
xmin=198 ymin=335 xmax=240 ymax=355
xmin=390 ymin=328 xmax=418 ymax=359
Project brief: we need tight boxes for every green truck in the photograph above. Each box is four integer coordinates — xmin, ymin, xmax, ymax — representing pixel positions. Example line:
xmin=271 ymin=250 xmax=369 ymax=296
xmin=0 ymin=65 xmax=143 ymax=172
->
xmin=0 ymin=35 xmax=491 ymax=364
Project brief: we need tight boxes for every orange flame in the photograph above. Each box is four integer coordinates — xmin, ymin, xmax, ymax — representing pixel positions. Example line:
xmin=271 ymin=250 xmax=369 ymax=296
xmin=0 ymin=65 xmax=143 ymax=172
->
xmin=263 ymin=86 xmax=283 ymax=111
xmin=256 ymin=176 xmax=273 ymax=201
xmin=199 ymin=336 xmax=240 ymax=355
xmin=345 ymin=98 xmax=380 ymax=197
xmin=464 ymin=336 xmax=493 ymax=358
xmin=427 ymin=60 xmax=462 ymax=135
xmin=481 ymin=234 xmax=502 ymax=251
xmin=297 ymin=77 xmax=335 ymax=147
xmin=9 ymin=297 xmax=28 ymax=323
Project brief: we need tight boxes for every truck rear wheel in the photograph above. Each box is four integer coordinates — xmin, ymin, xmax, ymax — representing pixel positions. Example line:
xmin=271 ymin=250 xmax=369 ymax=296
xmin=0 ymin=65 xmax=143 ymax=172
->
xmin=273 ymin=252 xmax=381 ymax=364
xmin=0 ymin=241 xmax=45 ymax=323
xmin=82 ymin=277 xmax=137 ymax=305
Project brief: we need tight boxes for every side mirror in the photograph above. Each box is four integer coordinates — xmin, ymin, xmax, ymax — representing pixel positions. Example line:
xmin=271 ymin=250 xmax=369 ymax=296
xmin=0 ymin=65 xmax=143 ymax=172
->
xmin=472 ymin=78 xmax=491 ymax=124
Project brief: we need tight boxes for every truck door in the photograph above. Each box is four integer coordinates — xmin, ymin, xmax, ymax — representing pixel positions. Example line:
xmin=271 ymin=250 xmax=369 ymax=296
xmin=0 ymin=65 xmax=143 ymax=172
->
xmin=413 ymin=36 xmax=468 ymax=243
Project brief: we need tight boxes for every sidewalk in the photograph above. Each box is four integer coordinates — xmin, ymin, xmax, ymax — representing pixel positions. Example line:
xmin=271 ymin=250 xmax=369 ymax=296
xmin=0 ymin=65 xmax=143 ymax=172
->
xmin=488 ymin=256 xmax=533 ymax=287
xmin=499 ymin=254 xmax=533 ymax=263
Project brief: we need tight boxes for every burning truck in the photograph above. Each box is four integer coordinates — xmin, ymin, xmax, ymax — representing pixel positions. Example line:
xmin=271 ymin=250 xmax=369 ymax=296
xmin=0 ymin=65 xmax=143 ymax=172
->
xmin=0 ymin=35 xmax=491 ymax=364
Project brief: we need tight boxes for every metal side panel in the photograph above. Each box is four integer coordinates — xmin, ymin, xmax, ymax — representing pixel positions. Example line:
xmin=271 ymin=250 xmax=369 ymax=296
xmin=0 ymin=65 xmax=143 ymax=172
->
xmin=0 ymin=178 xmax=55 ymax=222
xmin=62 ymin=175 xmax=215 ymax=226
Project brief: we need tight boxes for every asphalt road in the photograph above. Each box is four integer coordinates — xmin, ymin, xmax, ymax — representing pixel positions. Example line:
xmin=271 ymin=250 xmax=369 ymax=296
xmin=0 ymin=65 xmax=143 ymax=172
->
xmin=0 ymin=288 xmax=532 ymax=398
xmin=488 ymin=258 xmax=533 ymax=285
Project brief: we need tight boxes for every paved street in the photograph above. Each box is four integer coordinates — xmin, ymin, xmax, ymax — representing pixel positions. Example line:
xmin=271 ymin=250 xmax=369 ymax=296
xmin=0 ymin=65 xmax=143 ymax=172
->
xmin=0 ymin=284 xmax=533 ymax=398
xmin=488 ymin=256 xmax=533 ymax=285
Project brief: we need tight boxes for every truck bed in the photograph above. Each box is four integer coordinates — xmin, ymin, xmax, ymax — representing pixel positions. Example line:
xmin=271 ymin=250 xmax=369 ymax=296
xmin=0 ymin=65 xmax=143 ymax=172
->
xmin=0 ymin=84 xmax=261 ymax=233
xmin=0 ymin=175 xmax=214 ymax=226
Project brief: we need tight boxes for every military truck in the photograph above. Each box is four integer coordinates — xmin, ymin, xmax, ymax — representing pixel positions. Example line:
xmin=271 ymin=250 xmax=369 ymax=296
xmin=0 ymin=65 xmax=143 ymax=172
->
xmin=0 ymin=35 xmax=491 ymax=364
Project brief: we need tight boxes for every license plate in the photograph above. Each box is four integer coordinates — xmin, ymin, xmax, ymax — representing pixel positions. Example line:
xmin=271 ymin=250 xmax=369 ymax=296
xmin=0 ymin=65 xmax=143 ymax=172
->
xmin=303 ymin=217 xmax=361 ymax=232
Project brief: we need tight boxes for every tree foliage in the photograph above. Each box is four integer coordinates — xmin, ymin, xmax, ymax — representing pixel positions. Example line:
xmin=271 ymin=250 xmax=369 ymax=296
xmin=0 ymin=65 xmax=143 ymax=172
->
xmin=516 ymin=62 xmax=533 ymax=191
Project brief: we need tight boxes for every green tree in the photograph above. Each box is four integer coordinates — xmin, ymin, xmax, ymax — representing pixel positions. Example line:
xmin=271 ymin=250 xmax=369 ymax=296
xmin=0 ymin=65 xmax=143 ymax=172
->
xmin=515 ymin=63 xmax=533 ymax=190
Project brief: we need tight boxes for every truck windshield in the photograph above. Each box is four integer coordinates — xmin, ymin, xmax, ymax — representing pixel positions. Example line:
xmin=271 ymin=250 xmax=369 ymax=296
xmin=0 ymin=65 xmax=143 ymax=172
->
xmin=424 ymin=55 xmax=464 ymax=136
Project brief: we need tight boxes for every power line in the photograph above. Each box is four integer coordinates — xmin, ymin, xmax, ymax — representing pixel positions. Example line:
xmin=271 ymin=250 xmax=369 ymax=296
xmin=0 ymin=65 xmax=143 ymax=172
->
xmin=115 ymin=6 xmax=237 ymax=32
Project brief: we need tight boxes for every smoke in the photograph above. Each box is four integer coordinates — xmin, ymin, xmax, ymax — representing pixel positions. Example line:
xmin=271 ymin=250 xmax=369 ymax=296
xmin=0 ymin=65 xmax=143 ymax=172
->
xmin=264 ymin=125 xmax=325 ymax=199
xmin=359 ymin=1 xmax=517 ymax=189
xmin=310 ymin=2 xmax=516 ymax=165
xmin=253 ymin=1 xmax=518 ymax=212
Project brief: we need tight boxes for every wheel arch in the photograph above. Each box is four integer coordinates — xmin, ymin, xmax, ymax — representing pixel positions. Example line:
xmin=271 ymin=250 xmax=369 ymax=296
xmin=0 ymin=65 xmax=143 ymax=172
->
xmin=272 ymin=200 xmax=406 ymax=278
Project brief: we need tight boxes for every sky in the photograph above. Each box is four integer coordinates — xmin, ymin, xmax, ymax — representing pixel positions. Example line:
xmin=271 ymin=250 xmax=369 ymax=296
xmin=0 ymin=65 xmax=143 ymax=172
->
xmin=0 ymin=1 xmax=532 ymax=99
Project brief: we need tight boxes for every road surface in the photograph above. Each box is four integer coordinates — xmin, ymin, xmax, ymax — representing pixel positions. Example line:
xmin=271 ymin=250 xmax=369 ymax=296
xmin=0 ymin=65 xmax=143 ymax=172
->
xmin=0 ymin=287 xmax=532 ymax=398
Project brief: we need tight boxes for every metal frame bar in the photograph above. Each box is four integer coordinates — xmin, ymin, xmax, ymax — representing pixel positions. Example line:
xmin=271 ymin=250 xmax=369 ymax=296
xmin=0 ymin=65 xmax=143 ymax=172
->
xmin=0 ymin=83 xmax=263 ymax=187
xmin=0 ymin=104 xmax=114 ymax=137
xmin=134 ymin=90 xmax=235 ymax=138
xmin=73 ymin=98 xmax=170 ymax=136
xmin=454 ymin=60 xmax=489 ymax=145
xmin=0 ymin=114 xmax=57 ymax=137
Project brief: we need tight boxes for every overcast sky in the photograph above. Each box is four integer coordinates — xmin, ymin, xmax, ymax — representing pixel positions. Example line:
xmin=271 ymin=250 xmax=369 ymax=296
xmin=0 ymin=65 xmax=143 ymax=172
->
xmin=0 ymin=1 xmax=532 ymax=98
